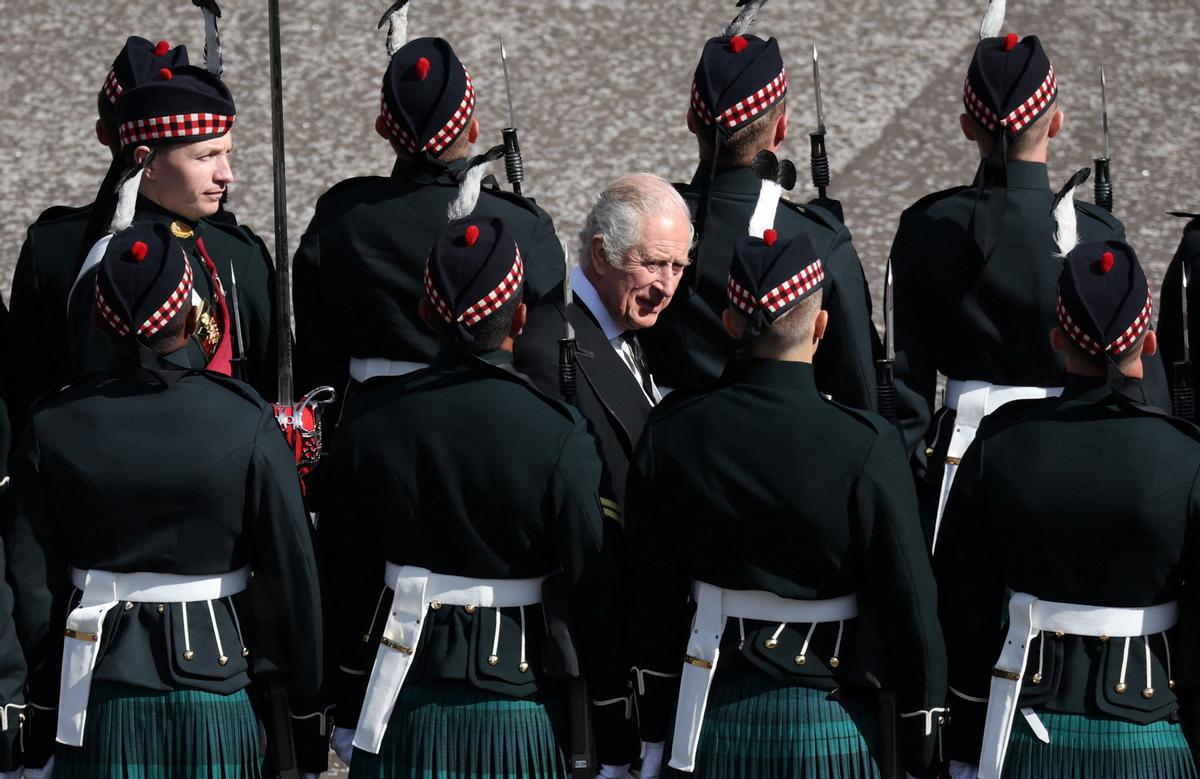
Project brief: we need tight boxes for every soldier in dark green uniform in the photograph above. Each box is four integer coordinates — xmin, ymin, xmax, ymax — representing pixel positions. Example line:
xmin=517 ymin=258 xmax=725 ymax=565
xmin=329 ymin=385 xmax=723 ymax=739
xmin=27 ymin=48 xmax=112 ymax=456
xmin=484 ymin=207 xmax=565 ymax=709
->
xmin=640 ymin=9 xmax=879 ymax=408
xmin=888 ymin=28 xmax=1169 ymax=544
xmin=1156 ymin=212 xmax=1200 ymax=403
xmin=2 ymin=223 xmax=326 ymax=778
xmin=63 ymin=62 xmax=279 ymax=397
xmin=293 ymin=31 xmax=566 ymax=410
xmin=627 ymin=227 xmax=946 ymax=778
xmin=936 ymin=239 xmax=1198 ymax=779
xmin=9 ymin=36 xmax=189 ymax=434
xmin=318 ymin=215 xmax=634 ymax=777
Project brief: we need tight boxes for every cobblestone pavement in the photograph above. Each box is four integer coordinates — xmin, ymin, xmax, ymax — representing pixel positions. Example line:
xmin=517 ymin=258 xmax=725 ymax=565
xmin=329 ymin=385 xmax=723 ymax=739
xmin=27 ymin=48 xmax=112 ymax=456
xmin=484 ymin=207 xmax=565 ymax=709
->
xmin=3 ymin=1 xmax=1198 ymax=773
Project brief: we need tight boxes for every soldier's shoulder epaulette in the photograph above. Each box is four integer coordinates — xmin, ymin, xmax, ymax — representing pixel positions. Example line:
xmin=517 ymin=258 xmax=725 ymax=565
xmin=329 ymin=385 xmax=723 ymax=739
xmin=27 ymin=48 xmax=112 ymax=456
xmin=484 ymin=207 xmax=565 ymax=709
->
xmin=901 ymin=185 xmax=973 ymax=219
xmin=193 ymin=372 xmax=270 ymax=409
xmin=818 ymin=396 xmax=893 ymax=435
xmin=30 ymin=202 xmax=92 ymax=228
xmin=974 ymin=396 xmax=1055 ymax=438
xmin=776 ymin=198 xmax=843 ymax=234
xmin=1073 ymin=200 xmax=1123 ymax=233
xmin=478 ymin=186 xmax=547 ymax=220
xmin=27 ymin=372 xmax=107 ymax=413
xmin=315 ymin=175 xmax=395 ymax=206
xmin=645 ymin=386 xmax=712 ymax=424
xmin=199 ymin=216 xmax=266 ymax=249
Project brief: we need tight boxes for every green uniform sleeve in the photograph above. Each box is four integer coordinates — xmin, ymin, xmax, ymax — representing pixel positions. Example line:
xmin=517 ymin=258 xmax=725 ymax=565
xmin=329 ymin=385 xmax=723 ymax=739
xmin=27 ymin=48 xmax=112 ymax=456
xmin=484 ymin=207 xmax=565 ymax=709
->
xmin=246 ymin=408 xmax=328 ymax=773
xmin=519 ymin=206 xmax=566 ymax=308
xmin=293 ymin=228 xmax=348 ymax=404
xmin=814 ymin=224 xmax=880 ymax=411
xmin=856 ymin=427 xmax=948 ymax=778
xmin=8 ymin=230 xmax=53 ymax=440
xmin=891 ymin=220 xmax=939 ymax=456
xmin=933 ymin=434 xmax=1006 ymax=763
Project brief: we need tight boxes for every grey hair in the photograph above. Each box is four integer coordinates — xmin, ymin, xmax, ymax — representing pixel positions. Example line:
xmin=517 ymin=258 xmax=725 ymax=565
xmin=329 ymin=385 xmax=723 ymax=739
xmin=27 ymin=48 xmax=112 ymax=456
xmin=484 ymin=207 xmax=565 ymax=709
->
xmin=578 ymin=173 xmax=693 ymax=270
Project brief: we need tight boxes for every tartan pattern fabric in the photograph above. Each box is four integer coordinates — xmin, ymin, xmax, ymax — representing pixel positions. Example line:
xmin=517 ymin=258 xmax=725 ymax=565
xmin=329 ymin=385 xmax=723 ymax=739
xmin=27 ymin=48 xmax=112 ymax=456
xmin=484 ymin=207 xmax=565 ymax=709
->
xmin=691 ymin=67 xmax=787 ymax=132
xmin=423 ymin=266 xmax=454 ymax=323
xmin=964 ymin=66 xmax=1057 ymax=134
xmin=726 ymin=276 xmax=758 ymax=317
xmin=95 ymin=252 xmax=194 ymax=338
xmin=103 ymin=68 xmax=123 ymax=105
xmin=762 ymin=260 xmax=825 ymax=314
xmin=1057 ymin=293 xmax=1153 ymax=357
xmin=379 ymin=67 xmax=476 ymax=157
xmin=54 ymin=680 xmax=262 ymax=779
xmin=459 ymin=250 xmax=524 ymax=326
xmin=1003 ymin=709 xmax=1197 ymax=779
xmin=664 ymin=670 xmax=880 ymax=778
xmin=347 ymin=680 xmax=568 ymax=779
xmin=118 ymin=112 xmax=235 ymax=146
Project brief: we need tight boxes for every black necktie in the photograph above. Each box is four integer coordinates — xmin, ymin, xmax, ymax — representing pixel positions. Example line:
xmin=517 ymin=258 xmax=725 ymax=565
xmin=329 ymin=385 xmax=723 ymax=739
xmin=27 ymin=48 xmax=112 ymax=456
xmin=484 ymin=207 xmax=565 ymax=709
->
xmin=620 ymin=331 xmax=656 ymax=400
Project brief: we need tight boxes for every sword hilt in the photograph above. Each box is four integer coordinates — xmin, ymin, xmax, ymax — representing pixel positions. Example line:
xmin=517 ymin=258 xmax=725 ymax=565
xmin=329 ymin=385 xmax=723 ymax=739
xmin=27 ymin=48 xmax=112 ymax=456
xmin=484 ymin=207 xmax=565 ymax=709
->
xmin=810 ymin=130 xmax=831 ymax=192
xmin=1093 ymin=157 xmax=1113 ymax=212
xmin=1173 ymin=361 xmax=1194 ymax=421
xmin=558 ymin=338 xmax=578 ymax=406
xmin=502 ymin=127 xmax=524 ymax=196
xmin=876 ymin=359 xmax=897 ymax=423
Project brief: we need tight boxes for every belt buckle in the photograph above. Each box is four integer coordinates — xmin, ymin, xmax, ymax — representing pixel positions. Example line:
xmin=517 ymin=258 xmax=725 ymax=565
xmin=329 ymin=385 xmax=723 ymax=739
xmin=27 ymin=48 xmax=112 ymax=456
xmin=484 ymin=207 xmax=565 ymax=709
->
xmin=684 ymin=655 xmax=713 ymax=670
xmin=64 ymin=628 xmax=98 ymax=642
xmin=992 ymin=667 xmax=1021 ymax=682
xmin=380 ymin=636 xmax=414 ymax=655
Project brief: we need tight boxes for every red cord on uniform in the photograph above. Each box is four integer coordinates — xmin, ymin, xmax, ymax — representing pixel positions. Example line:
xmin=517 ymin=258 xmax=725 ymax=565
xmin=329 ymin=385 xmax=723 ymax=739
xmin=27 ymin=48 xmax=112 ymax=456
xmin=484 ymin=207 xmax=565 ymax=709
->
xmin=464 ymin=225 xmax=480 ymax=247
xmin=159 ymin=68 xmax=173 ymax=81
xmin=1100 ymin=251 xmax=1115 ymax=273
xmin=730 ymin=35 xmax=748 ymax=54
xmin=415 ymin=57 xmax=431 ymax=81
xmin=1004 ymin=33 xmax=1019 ymax=52
xmin=763 ymin=229 xmax=778 ymax=246
xmin=130 ymin=241 xmax=149 ymax=262
xmin=154 ymin=40 xmax=170 ymax=57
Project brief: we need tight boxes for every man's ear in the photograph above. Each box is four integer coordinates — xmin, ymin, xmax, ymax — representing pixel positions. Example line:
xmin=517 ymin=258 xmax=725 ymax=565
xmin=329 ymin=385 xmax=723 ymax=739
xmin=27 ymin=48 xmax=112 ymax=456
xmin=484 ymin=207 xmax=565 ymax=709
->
xmin=1049 ymin=326 xmax=1068 ymax=353
xmin=721 ymin=308 xmax=743 ymax=340
xmin=1047 ymin=109 xmax=1065 ymax=140
xmin=132 ymin=145 xmax=154 ymax=169
xmin=95 ymin=118 xmax=111 ymax=149
xmin=467 ymin=117 xmax=480 ymax=145
xmin=183 ymin=305 xmax=201 ymax=338
xmin=686 ymin=108 xmax=698 ymax=137
xmin=509 ymin=302 xmax=528 ymax=339
xmin=812 ymin=309 xmax=829 ymax=343
xmin=1141 ymin=329 xmax=1158 ymax=357
xmin=375 ymin=115 xmax=391 ymax=141
xmin=418 ymin=297 xmax=437 ymax=330
xmin=589 ymin=235 xmax=613 ymax=277
xmin=772 ymin=109 xmax=788 ymax=148
xmin=959 ymin=113 xmax=977 ymax=142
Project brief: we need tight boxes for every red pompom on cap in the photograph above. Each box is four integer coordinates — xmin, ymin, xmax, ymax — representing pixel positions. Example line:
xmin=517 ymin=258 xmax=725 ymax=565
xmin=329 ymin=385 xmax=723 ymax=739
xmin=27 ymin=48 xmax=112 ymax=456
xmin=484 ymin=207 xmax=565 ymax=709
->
xmin=159 ymin=67 xmax=173 ymax=81
xmin=414 ymin=57 xmax=431 ymax=81
xmin=1100 ymin=251 xmax=1115 ymax=273
xmin=763 ymin=228 xmax=778 ymax=247
xmin=154 ymin=40 xmax=170 ymax=57
xmin=464 ymin=224 xmax=480 ymax=247
xmin=1004 ymin=33 xmax=1019 ymax=52
xmin=130 ymin=241 xmax=149 ymax=262
xmin=729 ymin=35 xmax=748 ymax=54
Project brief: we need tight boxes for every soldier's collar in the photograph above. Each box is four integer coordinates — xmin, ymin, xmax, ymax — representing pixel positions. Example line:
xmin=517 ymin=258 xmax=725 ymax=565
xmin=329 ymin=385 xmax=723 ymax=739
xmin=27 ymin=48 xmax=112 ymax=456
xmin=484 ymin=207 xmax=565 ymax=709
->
xmin=1059 ymin=372 xmax=1148 ymax=407
xmin=108 ymin=340 xmax=195 ymax=387
xmin=689 ymin=161 xmax=762 ymax=195
xmin=970 ymin=159 xmax=1049 ymax=192
xmin=430 ymin=345 xmax=514 ymax=370
xmin=134 ymin=195 xmax=199 ymax=237
xmin=738 ymin=358 xmax=817 ymax=390
xmin=391 ymin=154 xmax=455 ymax=184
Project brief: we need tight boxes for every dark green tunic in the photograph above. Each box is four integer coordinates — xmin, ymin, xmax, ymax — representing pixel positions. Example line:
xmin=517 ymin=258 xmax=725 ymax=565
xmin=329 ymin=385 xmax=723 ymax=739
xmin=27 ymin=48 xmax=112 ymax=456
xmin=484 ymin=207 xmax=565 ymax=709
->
xmin=936 ymin=376 xmax=1200 ymax=768
xmin=1157 ymin=214 xmax=1200 ymax=403
xmin=626 ymin=359 xmax=947 ymax=778
xmin=292 ymin=158 xmax=566 ymax=404
xmin=317 ymin=349 xmax=634 ymax=766
xmin=2 ymin=347 xmax=325 ymax=771
xmin=639 ymin=164 xmax=880 ymax=408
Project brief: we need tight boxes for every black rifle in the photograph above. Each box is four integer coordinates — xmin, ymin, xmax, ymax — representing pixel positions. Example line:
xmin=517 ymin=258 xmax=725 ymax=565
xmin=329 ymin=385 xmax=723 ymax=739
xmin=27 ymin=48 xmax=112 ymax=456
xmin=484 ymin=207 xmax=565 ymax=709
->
xmin=877 ymin=258 xmax=897 ymax=422
xmin=1174 ymin=263 xmax=1194 ymax=420
xmin=809 ymin=39 xmax=844 ymax=223
xmin=499 ymin=36 xmax=525 ymax=196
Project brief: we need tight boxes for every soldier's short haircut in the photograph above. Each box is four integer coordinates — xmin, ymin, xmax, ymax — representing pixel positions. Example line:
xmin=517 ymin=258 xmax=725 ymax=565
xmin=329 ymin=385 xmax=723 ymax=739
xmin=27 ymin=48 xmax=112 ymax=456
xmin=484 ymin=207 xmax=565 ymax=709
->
xmin=1062 ymin=328 xmax=1148 ymax=370
xmin=728 ymin=289 xmax=824 ymax=350
xmin=693 ymin=99 xmax=787 ymax=168
xmin=429 ymin=290 xmax=524 ymax=354
xmin=579 ymin=173 xmax=693 ymax=270
xmin=968 ymin=102 xmax=1056 ymax=158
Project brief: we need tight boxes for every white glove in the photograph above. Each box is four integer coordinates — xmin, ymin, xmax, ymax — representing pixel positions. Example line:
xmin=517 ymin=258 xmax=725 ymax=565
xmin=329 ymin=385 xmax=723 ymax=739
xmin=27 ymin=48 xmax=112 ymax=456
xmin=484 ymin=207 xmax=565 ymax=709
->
xmin=595 ymin=764 xmax=630 ymax=778
xmin=24 ymin=757 xmax=54 ymax=779
xmin=948 ymin=760 xmax=979 ymax=779
xmin=331 ymin=726 xmax=355 ymax=767
xmin=639 ymin=741 xmax=665 ymax=778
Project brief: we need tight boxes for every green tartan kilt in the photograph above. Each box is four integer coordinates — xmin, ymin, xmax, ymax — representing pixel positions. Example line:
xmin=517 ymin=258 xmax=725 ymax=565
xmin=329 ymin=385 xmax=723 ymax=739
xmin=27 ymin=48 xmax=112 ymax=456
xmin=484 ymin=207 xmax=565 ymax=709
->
xmin=665 ymin=670 xmax=882 ymax=779
xmin=55 ymin=680 xmax=262 ymax=779
xmin=1003 ymin=709 xmax=1198 ymax=778
xmin=349 ymin=680 xmax=569 ymax=779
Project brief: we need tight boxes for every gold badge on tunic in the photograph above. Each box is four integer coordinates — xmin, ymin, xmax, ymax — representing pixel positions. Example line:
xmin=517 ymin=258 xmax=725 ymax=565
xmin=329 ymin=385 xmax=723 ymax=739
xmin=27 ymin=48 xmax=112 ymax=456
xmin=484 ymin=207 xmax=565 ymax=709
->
xmin=170 ymin=220 xmax=195 ymax=239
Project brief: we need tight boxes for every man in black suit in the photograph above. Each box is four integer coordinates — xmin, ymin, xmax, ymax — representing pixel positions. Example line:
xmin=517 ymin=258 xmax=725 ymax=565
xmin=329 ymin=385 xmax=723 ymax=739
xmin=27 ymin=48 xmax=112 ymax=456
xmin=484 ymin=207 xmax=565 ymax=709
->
xmin=515 ymin=173 xmax=692 ymax=502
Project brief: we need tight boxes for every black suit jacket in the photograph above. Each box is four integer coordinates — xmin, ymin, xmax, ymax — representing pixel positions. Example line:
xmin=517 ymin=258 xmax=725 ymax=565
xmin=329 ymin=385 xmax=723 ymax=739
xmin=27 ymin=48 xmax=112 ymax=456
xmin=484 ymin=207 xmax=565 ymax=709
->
xmin=515 ymin=300 xmax=652 ymax=504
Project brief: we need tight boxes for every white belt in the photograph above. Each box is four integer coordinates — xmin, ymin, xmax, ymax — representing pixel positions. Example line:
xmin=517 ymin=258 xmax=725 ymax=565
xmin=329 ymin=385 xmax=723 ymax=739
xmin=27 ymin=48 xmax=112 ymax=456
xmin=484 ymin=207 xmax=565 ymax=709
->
xmin=979 ymin=593 xmax=1178 ymax=779
xmin=669 ymin=581 xmax=857 ymax=772
xmin=348 ymin=357 xmax=429 ymax=383
xmin=933 ymin=380 xmax=1062 ymax=549
xmin=354 ymin=564 xmax=547 ymax=754
xmin=59 ymin=566 xmax=250 ymax=747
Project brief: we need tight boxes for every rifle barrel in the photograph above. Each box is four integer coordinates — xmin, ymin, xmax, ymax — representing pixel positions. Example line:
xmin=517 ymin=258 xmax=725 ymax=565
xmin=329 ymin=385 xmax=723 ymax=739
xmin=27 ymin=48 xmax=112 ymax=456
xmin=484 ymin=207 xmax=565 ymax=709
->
xmin=267 ymin=0 xmax=293 ymax=403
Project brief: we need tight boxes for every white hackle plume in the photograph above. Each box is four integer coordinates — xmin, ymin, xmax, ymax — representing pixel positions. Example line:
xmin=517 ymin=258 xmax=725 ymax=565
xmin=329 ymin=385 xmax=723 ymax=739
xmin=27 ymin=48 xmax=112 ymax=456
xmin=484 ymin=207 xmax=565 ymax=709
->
xmin=748 ymin=179 xmax=782 ymax=238
xmin=379 ymin=0 xmax=412 ymax=57
xmin=109 ymin=153 xmax=156 ymax=234
xmin=446 ymin=147 xmax=503 ymax=221
xmin=979 ymin=0 xmax=1006 ymax=39
xmin=1052 ymin=184 xmax=1080 ymax=257
xmin=724 ymin=0 xmax=768 ymax=37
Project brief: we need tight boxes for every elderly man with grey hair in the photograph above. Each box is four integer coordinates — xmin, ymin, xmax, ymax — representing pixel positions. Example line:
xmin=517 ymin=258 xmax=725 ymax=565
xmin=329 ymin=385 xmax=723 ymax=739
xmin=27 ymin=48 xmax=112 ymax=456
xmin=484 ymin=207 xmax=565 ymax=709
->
xmin=515 ymin=172 xmax=692 ymax=504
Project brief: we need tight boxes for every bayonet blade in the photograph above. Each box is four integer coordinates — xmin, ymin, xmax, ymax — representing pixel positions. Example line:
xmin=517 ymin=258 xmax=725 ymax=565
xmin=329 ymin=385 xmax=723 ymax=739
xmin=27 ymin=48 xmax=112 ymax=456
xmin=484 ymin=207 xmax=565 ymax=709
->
xmin=1184 ymin=263 xmax=1190 ymax=364
xmin=884 ymin=258 xmax=894 ymax=361
xmin=812 ymin=38 xmax=825 ymax=134
xmin=500 ymin=34 xmax=518 ymax=130
xmin=562 ymin=238 xmax=574 ymax=340
xmin=1100 ymin=63 xmax=1110 ymax=161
